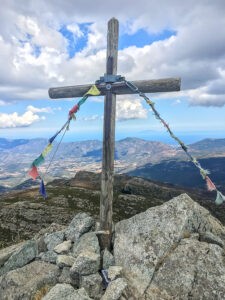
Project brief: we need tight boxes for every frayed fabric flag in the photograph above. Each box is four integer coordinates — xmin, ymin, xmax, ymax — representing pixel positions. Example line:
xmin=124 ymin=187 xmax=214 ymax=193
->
xmin=32 ymin=154 xmax=45 ymax=167
xmin=49 ymin=132 xmax=59 ymax=144
xmin=215 ymin=191 xmax=225 ymax=205
xmin=28 ymin=166 xmax=39 ymax=180
xmin=39 ymin=179 xmax=47 ymax=199
xmin=77 ymin=95 xmax=88 ymax=107
xmin=206 ymin=176 xmax=217 ymax=192
xmin=85 ymin=85 xmax=100 ymax=96
xmin=42 ymin=144 xmax=53 ymax=157
xmin=69 ymin=104 xmax=79 ymax=117
xmin=200 ymin=168 xmax=210 ymax=179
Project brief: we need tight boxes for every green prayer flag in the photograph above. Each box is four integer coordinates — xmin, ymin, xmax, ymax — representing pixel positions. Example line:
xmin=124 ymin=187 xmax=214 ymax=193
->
xmin=32 ymin=154 xmax=45 ymax=167
xmin=78 ymin=95 xmax=88 ymax=107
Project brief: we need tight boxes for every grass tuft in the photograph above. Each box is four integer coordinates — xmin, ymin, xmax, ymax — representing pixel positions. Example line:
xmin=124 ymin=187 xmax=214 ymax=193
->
xmin=32 ymin=285 xmax=51 ymax=300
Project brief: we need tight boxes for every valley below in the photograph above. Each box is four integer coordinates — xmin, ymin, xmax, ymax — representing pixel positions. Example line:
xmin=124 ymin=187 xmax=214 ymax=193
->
xmin=1 ymin=136 xmax=225 ymax=191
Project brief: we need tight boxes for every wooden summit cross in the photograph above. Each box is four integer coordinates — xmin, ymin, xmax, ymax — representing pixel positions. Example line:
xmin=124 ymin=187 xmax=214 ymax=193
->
xmin=49 ymin=18 xmax=181 ymax=250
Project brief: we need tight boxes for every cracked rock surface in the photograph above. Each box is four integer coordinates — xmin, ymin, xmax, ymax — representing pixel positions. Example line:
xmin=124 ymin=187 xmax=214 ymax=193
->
xmin=0 ymin=261 xmax=60 ymax=299
xmin=146 ymin=239 xmax=225 ymax=299
xmin=114 ymin=193 xmax=225 ymax=299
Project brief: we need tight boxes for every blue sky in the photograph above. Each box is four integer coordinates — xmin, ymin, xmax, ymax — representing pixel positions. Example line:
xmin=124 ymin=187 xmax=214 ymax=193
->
xmin=0 ymin=1 xmax=225 ymax=144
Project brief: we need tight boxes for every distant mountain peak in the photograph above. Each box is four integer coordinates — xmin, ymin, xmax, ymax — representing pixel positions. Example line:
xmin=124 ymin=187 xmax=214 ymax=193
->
xmin=118 ymin=137 xmax=145 ymax=142
xmin=189 ymin=138 xmax=225 ymax=151
xmin=0 ymin=138 xmax=30 ymax=150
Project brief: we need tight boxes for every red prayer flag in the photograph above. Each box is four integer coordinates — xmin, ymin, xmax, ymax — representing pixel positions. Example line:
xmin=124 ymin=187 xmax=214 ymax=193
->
xmin=206 ymin=176 xmax=216 ymax=191
xmin=69 ymin=104 xmax=79 ymax=116
xmin=28 ymin=166 xmax=39 ymax=180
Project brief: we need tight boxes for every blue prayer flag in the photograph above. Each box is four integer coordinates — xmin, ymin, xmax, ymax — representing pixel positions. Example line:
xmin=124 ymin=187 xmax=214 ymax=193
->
xmin=39 ymin=179 xmax=47 ymax=199
xmin=49 ymin=132 xmax=59 ymax=144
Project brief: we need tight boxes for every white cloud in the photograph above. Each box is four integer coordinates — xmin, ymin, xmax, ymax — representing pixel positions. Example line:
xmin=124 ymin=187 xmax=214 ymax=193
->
xmin=81 ymin=22 xmax=106 ymax=55
xmin=17 ymin=15 xmax=66 ymax=50
xmin=0 ymin=105 xmax=54 ymax=128
xmin=81 ymin=114 xmax=102 ymax=121
xmin=67 ymin=24 xmax=84 ymax=38
xmin=116 ymin=96 xmax=148 ymax=121
xmin=0 ymin=111 xmax=41 ymax=128
xmin=172 ymin=99 xmax=181 ymax=105
xmin=80 ymin=96 xmax=148 ymax=122
xmin=188 ymin=88 xmax=225 ymax=107
xmin=0 ymin=100 xmax=7 ymax=106
xmin=54 ymin=106 xmax=62 ymax=111
xmin=0 ymin=1 xmax=225 ymax=107
xmin=27 ymin=105 xmax=53 ymax=113
xmin=89 ymin=97 xmax=104 ymax=103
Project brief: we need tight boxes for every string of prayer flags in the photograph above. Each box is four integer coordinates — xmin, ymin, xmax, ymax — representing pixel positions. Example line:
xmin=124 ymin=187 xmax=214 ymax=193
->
xmin=125 ymin=79 xmax=225 ymax=205
xmin=49 ymin=120 xmax=71 ymax=144
xmin=69 ymin=85 xmax=100 ymax=119
xmin=39 ymin=179 xmax=47 ymax=198
xmin=28 ymin=85 xmax=100 ymax=199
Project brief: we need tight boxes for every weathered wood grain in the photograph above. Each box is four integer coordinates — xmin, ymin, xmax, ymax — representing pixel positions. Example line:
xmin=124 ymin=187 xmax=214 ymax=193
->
xmin=49 ymin=78 xmax=181 ymax=99
xmin=99 ymin=18 xmax=119 ymax=250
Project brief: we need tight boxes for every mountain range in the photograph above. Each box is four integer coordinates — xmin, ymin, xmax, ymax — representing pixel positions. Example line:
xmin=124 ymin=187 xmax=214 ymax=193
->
xmin=0 ymin=137 xmax=225 ymax=190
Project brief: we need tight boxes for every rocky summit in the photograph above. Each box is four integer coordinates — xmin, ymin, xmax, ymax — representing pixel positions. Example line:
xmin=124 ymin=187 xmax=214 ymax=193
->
xmin=2 ymin=171 xmax=224 ymax=251
xmin=0 ymin=194 xmax=225 ymax=299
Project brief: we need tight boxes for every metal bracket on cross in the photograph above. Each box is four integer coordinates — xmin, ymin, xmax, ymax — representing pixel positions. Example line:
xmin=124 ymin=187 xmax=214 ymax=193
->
xmin=96 ymin=74 xmax=125 ymax=90
xmin=96 ymin=74 xmax=124 ymax=84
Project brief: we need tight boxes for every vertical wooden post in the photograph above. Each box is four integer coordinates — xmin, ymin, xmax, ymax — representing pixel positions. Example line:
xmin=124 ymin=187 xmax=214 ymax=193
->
xmin=100 ymin=18 xmax=119 ymax=250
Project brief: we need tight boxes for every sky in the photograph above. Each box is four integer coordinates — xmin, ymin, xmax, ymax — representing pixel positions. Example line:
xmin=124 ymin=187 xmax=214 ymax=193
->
xmin=0 ymin=0 xmax=225 ymax=144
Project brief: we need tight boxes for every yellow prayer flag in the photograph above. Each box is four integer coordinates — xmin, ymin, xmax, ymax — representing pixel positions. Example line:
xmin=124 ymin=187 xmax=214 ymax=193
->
xmin=42 ymin=143 xmax=53 ymax=157
xmin=85 ymin=85 xmax=100 ymax=96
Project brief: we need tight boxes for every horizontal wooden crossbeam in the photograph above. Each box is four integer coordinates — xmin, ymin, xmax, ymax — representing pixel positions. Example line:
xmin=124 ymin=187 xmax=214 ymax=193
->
xmin=48 ymin=78 xmax=181 ymax=99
